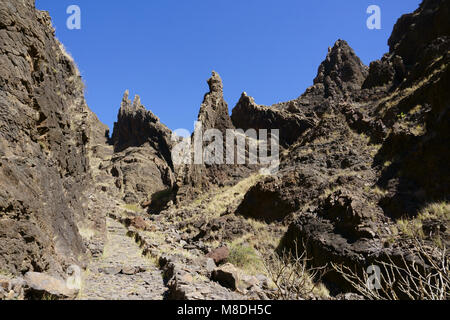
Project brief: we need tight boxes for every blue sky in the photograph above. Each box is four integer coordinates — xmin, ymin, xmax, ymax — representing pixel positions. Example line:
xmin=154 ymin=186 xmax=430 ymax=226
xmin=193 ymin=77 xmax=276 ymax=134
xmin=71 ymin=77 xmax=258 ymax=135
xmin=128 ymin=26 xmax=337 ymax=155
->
xmin=36 ymin=0 xmax=421 ymax=132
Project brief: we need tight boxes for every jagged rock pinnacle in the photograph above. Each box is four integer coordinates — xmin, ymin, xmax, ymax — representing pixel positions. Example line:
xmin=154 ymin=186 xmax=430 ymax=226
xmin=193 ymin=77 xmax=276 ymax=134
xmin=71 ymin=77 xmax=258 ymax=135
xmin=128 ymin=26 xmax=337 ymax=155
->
xmin=238 ymin=91 xmax=255 ymax=105
xmin=122 ymin=90 xmax=130 ymax=103
xmin=112 ymin=91 xmax=173 ymax=168
xmin=313 ymin=39 xmax=368 ymax=96
xmin=207 ymin=71 xmax=224 ymax=95
xmin=133 ymin=94 xmax=141 ymax=108
xmin=197 ymin=71 xmax=233 ymax=132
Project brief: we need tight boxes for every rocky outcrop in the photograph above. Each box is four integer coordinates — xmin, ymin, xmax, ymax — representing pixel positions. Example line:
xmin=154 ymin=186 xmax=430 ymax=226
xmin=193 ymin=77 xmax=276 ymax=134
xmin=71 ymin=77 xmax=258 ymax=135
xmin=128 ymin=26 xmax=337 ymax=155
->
xmin=313 ymin=40 xmax=368 ymax=97
xmin=206 ymin=246 xmax=229 ymax=265
xmin=236 ymin=175 xmax=299 ymax=223
xmin=388 ymin=0 xmax=450 ymax=66
xmin=231 ymin=92 xmax=317 ymax=148
xmin=0 ymin=271 xmax=79 ymax=300
xmin=24 ymin=271 xmax=78 ymax=300
xmin=231 ymin=40 xmax=368 ymax=150
xmin=362 ymin=54 xmax=406 ymax=89
xmin=197 ymin=71 xmax=234 ymax=133
xmin=0 ymin=0 xmax=107 ymax=276
xmin=175 ymin=72 xmax=254 ymax=201
xmin=237 ymin=110 xmax=377 ymax=223
xmin=112 ymin=91 xmax=173 ymax=165
xmin=369 ymin=0 xmax=450 ymax=218
xmin=108 ymin=92 xmax=176 ymax=206
xmin=211 ymin=263 xmax=239 ymax=290
xmin=235 ymin=0 xmax=450 ymax=295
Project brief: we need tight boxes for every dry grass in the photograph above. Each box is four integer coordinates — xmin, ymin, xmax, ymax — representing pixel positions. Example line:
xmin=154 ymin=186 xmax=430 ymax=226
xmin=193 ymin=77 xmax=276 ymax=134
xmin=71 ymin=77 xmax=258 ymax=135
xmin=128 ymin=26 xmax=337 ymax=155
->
xmin=409 ymin=104 xmax=422 ymax=115
xmin=311 ymin=135 xmax=333 ymax=145
xmin=244 ymin=218 xmax=287 ymax=249
xmin=418 ymin=201 xmax=450 ymax=221
xmin=178 ymin=174 xmax=264 ymax=228
xmin=393 ymin=201 xmax=449 ymax=246
xmin=411 ymin=124 xmax=426 ymax=136
xmin=0 ymin=270 xmax=13 ymax=279
xmin=383 ymin=160 xmax=392 ymax=168
xmin=204 ymin=174 xmax=263 ymax=216
xmin=122 ymin=203 xmax=142 ymax=213
xmin=395 ymin=113 xmax=427 ymax=136
xmin=397 ymin=218 xmax=425 ymax=239
xmin=359 ymin=133 xmax=371 ymax=144
xmin=320 ymin=186 xmax=344 ymax=200
xmin=371 ymin=186 xmax=389 ymax=197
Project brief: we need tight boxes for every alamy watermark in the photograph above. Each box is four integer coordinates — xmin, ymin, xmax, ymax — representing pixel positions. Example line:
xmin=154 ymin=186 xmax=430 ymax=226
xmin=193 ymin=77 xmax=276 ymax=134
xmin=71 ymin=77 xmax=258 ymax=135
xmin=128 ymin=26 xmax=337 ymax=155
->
xmin=65 ymin=5 xmax=380 ymax=31
xmin=366 ymin=5 xmax=381 ymax=30
xmin=171 ymin=122 xmax=280 ymax=175
xmin=366 ymin=265 xmax=382 ymax=290
xmin=66 ymin=5 xmax=81 ymax=30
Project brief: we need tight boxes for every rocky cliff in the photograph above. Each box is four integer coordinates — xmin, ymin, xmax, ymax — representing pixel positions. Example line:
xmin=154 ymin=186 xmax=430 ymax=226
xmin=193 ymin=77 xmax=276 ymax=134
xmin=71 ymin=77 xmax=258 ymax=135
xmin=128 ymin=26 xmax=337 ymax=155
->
xmin=235 ymin=0 xmax=450 ymax=293
xmin=109 ymin=91 xmax=175 ymax=207
xmin=0 ymin=0 xmax=108 ymax=276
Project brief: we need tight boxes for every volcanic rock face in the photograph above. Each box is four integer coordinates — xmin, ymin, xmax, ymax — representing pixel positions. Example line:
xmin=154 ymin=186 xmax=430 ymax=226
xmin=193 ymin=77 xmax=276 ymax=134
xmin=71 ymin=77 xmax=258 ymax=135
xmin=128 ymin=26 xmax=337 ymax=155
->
xmin=175 ymin=72 xmax=253 ymax=201
xmin=369 ymin=0 xmax=450 ymax=216
xmin=112 ymin=91 xmax=173 ymax=163
xmin=0 ymin=0 xmax=107 ymax=275
xmin=109 ymin=92 xmax=176 ymax=206
xmin=235 ymin=0 xmax=450 ymax=293
xmin=388 ymin=0 xmax=450 ymax=66
xmin=197 ymin=71 xmax=234 ymax=133
xmin=231 ymin=93 xmax=317 ymax=148
xmin=313 ymin=40 xmax=368 ymax=97
xmin=231 ymin=40 xmax=368 ymax=148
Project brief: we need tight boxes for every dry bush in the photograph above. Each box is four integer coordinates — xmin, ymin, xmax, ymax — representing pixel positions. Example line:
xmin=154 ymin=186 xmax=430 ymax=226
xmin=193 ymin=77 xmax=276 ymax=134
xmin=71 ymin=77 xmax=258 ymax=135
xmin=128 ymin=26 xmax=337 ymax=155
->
xmin=332 ymin=238 xmax=449 ymax=300
xmin=261 ymin=243 xmax=328 ymax=300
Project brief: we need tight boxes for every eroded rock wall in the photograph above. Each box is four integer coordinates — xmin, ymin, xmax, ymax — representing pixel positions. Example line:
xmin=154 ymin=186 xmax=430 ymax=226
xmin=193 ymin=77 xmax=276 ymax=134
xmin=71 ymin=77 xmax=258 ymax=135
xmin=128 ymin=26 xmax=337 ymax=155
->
xmin=0 ymin=0 xmax=107 ymax=275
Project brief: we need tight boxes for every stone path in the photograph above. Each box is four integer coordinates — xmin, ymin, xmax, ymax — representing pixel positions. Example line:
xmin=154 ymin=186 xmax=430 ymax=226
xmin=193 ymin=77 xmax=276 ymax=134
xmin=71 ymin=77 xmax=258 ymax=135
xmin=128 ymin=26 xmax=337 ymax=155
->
xmin=78 ymin=217 xmax=167 ymax=300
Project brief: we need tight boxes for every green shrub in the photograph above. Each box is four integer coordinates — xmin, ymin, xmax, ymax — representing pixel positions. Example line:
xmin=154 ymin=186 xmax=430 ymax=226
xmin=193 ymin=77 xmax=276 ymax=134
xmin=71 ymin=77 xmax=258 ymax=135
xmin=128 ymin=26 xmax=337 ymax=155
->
xmin=228 ymin=244 xmax=262 ymax=273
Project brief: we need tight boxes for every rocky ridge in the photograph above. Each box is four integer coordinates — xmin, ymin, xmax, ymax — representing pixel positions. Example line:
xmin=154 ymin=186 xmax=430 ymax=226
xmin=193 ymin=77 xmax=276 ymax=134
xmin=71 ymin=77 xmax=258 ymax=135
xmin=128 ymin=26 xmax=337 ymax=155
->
xmin=236 ymin=0 xmax=449 ymax=294
xmin=108 ymin=91 xmax=176 ymax=207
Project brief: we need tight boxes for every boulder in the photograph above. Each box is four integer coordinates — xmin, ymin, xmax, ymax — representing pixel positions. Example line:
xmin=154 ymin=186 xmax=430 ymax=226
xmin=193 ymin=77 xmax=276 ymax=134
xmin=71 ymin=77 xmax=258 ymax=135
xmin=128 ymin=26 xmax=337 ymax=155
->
xmin=239 ymin=275 xmax=260 ymax=290
xmin=0 ymin=276 xmax=27 ymax=300
xmin=126 ymin=216 xmax=153 ymax=232
xmin=211 ymin=263 xmax=239 ymax=290
xmin=206 ymin=246 xmax=230 ymax=265
xmin=205 ymin=258 xmax=217 ymax=273
xmin=121 ymin=266 xmax=138 ymax=275
xmin=24 ymin=272 xmax=78 ymax=300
